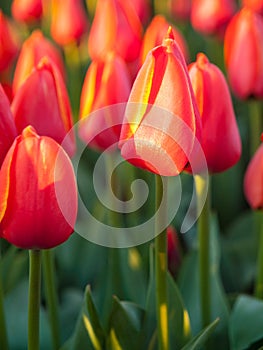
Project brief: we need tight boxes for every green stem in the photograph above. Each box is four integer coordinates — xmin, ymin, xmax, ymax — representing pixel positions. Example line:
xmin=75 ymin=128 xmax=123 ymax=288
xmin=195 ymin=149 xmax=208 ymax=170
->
xmin=255 ymin=212 xmax=263 ymax=299
xmin=155 ymin=175 xmax=169 ymax=350
xmin=249 ymin=99 xmax=262 ymax=156
xmin=0 ymin=242 xmax=9 ymax=350
xmin=43 ymin=249 xmax=60 ymax=350
xmin=28 ymin=249 xmax=42 ymax=350
xmin=196 ymin=175 xmax=211 ymax=330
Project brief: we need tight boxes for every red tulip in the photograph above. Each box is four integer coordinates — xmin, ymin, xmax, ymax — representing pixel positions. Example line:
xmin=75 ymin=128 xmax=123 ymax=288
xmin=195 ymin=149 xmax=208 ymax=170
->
xmin=242 ymin=0 xmax=263 ymax=15
xmin=0 ymin=10 xmax=20 ymax=72
xmin=0 ymin=84 xmax=17 ymax=165
xmin=119 ymin=30 xmax=201 ymax=176
xmin=169 ymin=0 xmax=192 ymax=21
xmin=11 ymin=57 xmax=75 ymax=157
xmin=50 ymin=0 xmax=89 ymax=46
xmin=224 ymin=7 xmax=263 ymax=99
xmin=191 ymin=0 xmax=236 ymax=36
xmin=88 ymin=0 xmax=142 ymax=63
xmin=12 ymin=29 xmax=65 ymax=94
xmin=0 ymin=126 xmax=77 ymax=249
xmin=188 ymin=53 xmax=241 ymax=173
xmin=244 ymin=137 xmax=263 ymax=209
xmin=130 ymin=0 xmax=151 ymax=25
xmin=79 ymin=52 xmax=131 ymax=151
xmin=140 ymin=15 xmax=189 ymax=64
xmin=167 ymin=226 xmax=181 ymax=276
xmin=11 ymin=0 xmax=43 ymax=23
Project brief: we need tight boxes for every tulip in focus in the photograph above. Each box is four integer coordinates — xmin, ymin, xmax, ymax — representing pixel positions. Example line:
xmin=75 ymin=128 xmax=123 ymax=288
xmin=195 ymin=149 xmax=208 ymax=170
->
xmin=140 ymin=15 xmax=189 ymax=64
xmin=0 ymin=126 xmax=77 ymax=249
xmin=79 ymin=52 xmax=131 ymax=151
xmin=11 ymin=0 xmax=43 ymax=23
xmin=224 ymin=7 xmax=263 ymax=99
xmin=119 ymin=29 xmax=201 ymax=176
xmin=169 ymin=0 xmax=192 ymax=21
xmin=51 ymin=0 xmax=89 ymax=46
xmin=188 ymin=53 xmax=241 ymax=173
xmin=11 ymin=57 xmax=75 ymax=157
xmin=242 ymin=0 xmax=263 ymax=15
xmin=12 ymin=29 xmax=65 ymax=94
xmin=191 ymin=0 xmax=236 ymax=36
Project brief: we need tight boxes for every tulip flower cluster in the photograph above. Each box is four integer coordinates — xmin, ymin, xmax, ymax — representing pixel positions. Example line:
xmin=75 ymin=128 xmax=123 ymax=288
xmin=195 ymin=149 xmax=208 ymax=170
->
xmin=0 ymin=0 xmax=263 ymax=349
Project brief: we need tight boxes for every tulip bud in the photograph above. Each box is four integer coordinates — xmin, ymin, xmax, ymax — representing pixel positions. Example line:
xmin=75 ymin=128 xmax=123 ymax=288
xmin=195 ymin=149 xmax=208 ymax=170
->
xmin=79 ymin=52 xmax=131 ymax=151
xmin=11 ymin=57 xmax=75 ymax=157
xmin=13 ymin=30 xmax=65 ymax=94
xmin=130 ymin=0 xmax=151 ymax=25
xmin=11 ymin=0 xmax=43 ymax=23
xmin=242 ymin=0 xmax=263 ymax=15
xmin=224 ymin=7 xmax=263 ymax=99
xmin=167 ymin=226 xmax=182 ymax=276
xmin=168 ymin=0 xmax=192 ymax=21
xmin=188 ymin=53 xmax=241 ymax=173
xmin=119 ymin=30 xmax=201 ymax=176
xmin=0 ymin=126 xmax=78 ymax=249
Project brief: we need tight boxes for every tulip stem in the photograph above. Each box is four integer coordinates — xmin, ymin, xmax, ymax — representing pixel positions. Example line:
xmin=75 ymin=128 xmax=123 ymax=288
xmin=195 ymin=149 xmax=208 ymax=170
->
xmin=249 ymin=99 xmax=262 ymax=156
xmin=255 ymin=212 xmax=263 ymax=299
xmin=0 ymin=243 xmax=9 ymax=350
xmin=43 ymin=249 xmax=61 ymax=350
xmin=155 ymin=175 xmax=169 ymax=350
xmin=28 ymin=249 xmax=42 ymax=350
xmin=196 ymin=175 xmax=211 ymax=330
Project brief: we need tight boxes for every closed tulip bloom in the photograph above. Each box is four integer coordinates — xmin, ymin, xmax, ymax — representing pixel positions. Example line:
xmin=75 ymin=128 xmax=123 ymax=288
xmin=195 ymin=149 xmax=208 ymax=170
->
xmin=188 ymin=53 xmax=241 ymax=173
xmin=13 ymin=30 xmax=65 ymax=94
xmin=169 ymin=0 xmax=192 ymax=21
xmin=11 ymin=0 xmax=43 ymax=23
xmin=0 ymin=84 xmax=17 ymax=165
xmin=88 ymin=0 xmax=142 ymax=63
xmin=130 ymin=0 xmax=151 ymax=25
xmin=224 ymin=7 xmax=263 ymax=99
xmin=140 ymin=15 xmax=189 ymax=64
xmin=191 ymin=0 xmax=236 ymax=36
xmin=242 ymin=0 xmax=263 ymax=15
xmin=51 ymin=0 xmax=89 ymax=46
xmin=119 ymin=30 xmax=201 ymax=176
xmin=11 ymin=57 xmax=75 ymax=157
xmin=0 ymin=126 xmax=78 ymax=249
xmin=79 ymin=52 xmax=131 ymax=151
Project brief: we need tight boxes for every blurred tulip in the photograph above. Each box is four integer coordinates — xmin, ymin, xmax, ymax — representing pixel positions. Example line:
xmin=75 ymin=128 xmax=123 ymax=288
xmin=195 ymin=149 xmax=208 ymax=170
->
xmin=0 ymin=84 xmax=17 ymax=166
xmin=140 ymin=15 xmax=189 ymax=64
xmin=79 ymin=52 xmax=131 ymax=151
xmin=188 ymin=53 xmax=241 ymax=173
xmin=0 ymin=10 xmax=20 ymax=72
xmin=50 ymin=0 xmax=89 ymax=46
xmin=242 ymin=0 xmax=263 ymax=15
xmin=0 ymin=126 xmax=77 ymax=249
xmin=167 ymin=226 xmax=181 ymax=276
xmin=191 ymin=0 xmax=236 ymax=36
xmin=119 ymin=30 xmax=201 ymax=176
xmin=11 ymin=57 xmax=75 ymax=157
xmin=13 ymin=29 xmax=65 ymax=94
xmin=88 ymin=0 xmax=142 ymax=63
xmin=11 ymin=0 xmax=43 ymax=23
xmin=224 ymin=7 xmax=263 ymax=99
xmin=169 ymin=0 xmax=192 ymax=21
xmin=130 ymin=0 xmax=151 ymax=25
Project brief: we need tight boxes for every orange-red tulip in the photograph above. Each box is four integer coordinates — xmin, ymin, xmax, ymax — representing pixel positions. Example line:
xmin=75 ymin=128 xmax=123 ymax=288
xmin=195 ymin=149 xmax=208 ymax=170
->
xmin=242 ymin=0 xmax=263 ymax=15
xmin=191 ymin=0 xmax=236 ymax=36
xmin=0 ymin=126 xmax=78 ymax=249
xmin=188 ymin=53 xmax=241 ymax=173
xmin=12 ymin=29 xmax=65 ymax=94
xmin=0 ymin=84 xmax=17 ymax=165
xmin=11 ymin=57 xmax=75 ymax=157
xmin=224 ymin=7 xmax=263 ymax=99
xmin=11 ymin=0 xmax=43 ymax=23
xmin=169 ymin=0 xmax=192 ymax=21
xmin=140 ymin=15 xmax=189 ymax=64
xmin=131 ymin=0 xmax=151 ymax=25
xmin=50 ymin=0 xmax=89 ymax=46
xmin=79 ymin=52 xmax=131 ymax=151
xmin=119 ymin=30 xmax=201 ymax=176
xmin=88 ymin=0 xmax=142 ymax=63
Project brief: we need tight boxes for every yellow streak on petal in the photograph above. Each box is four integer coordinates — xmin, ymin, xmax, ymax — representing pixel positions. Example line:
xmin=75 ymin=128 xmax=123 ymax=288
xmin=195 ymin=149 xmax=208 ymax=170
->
xmin=80 ymin=63 xmax=98 ymax=119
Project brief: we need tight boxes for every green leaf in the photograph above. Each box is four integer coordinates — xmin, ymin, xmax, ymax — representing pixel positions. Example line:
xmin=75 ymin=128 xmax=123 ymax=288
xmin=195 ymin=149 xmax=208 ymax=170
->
xmin=181 ymin=318 xmax=220 ymax=350
xmin=229 ymin=295 xmax=263 ymax=350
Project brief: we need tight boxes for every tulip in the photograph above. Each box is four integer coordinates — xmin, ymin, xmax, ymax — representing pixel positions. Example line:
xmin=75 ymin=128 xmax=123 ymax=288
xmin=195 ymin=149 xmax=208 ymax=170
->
xmin=242 ymin=0 xmax=263 ymax=15
xmin=169 ymin=0 xmax=192 ymax=21
xmin=119 ymin=29 xmax=201 ymax=176
xmin=224 ymin=7 xmax=263 ymax=99
xmin=11 ymin=57 xmax=75 ymax=157
xmin=12 ymin=29 xmax=65 ymax=94
xmin=0 ymin=126 xmax=78 ymax=249
xmin=88 ymin=0 xmax=142 ymax=63
xmin=11 ymin=0 xmax=43 ymax=23
xmin=79 ymin=52 xmax=131 ymax=151
xmin=140 ymin=15 xmax=189 ymax=64
xmin=0 ymin=84 xmax=17 ymax=166
xmin=167 ymin=226 xmax=181 ymax=276
xmin=130 ymin=0 xmax=151 ymax=25
xmin=191 ymin=0 xmax=236 ymax=36
xmin=50 ymin=0 xmax=89 ymax=46
xmin=188 ymin=52 xmax=241 ymax=173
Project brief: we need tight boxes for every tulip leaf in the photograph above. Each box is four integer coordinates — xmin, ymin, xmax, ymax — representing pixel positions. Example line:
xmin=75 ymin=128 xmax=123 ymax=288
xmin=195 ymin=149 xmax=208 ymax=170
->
xmin=229 ymin=295 xmax=263 ymax=350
